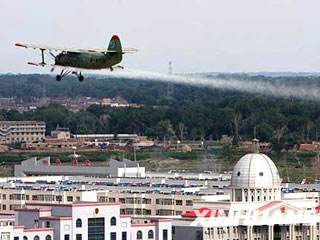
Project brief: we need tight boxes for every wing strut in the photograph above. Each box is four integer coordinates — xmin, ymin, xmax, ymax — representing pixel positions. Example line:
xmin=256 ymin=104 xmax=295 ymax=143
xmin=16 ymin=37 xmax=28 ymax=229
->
xmin=41 ymin=49 xmax=45 ymax=66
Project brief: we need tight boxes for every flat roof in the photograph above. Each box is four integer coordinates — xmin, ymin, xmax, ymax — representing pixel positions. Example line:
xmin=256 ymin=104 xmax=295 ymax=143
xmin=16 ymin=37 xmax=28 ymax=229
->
xmin=27 ymin=201 xmax=120 ymax=207
xmin=0 ymin=121 xmax=45 ymax=125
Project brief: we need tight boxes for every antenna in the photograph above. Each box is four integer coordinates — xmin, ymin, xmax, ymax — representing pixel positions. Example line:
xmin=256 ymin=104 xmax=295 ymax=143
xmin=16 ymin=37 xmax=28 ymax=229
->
xmin=167 ymin=61 xmax=174 ymax=98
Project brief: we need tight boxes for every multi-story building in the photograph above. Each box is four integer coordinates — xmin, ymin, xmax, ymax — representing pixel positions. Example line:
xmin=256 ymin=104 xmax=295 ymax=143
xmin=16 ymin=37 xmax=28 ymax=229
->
xmin=173 ymin=140 xmax=320 ymax=240
xmin=0 ymin=121 xmax=45 ymax=144
xmin=16 ymin=202 xmax=171 ymax=240
xmin=0 ymin=215 xmax=53 ymax=240
xmin=0 ymin=182 xmax=224 ymax=217
xmin=96 ymin=192 xmax=220 ymax=217
xmin=0 ymin=188 xmax=97 ymax=215
xmin=0 ymin=201 xmax=172 ymax=240
xmin=0 ymin=173 xmax=229 ymax=217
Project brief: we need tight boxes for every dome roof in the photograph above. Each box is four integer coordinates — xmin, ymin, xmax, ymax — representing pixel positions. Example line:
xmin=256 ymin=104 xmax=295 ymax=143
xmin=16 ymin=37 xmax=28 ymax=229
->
xmin=230 ymin=153 xmax=281 ymax=188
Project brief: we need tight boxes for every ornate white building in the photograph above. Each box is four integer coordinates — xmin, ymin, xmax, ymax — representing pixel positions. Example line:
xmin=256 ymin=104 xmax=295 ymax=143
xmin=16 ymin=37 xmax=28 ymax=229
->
xmin=174 ymin=140 xmax=320 ymax=240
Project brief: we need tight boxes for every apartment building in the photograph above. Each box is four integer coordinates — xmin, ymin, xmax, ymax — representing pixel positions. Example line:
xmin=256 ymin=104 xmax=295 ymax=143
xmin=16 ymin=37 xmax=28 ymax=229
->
xmin=0 ymin=186 xmax=219 ymax=217
xmin=0 ymin=188 xmax=97 ymax=215
xmin=97 ymin=192 xmax=200 ymax=216
xmin=0 ymin=174 xmax=228 ymax=217
xmin=0 ymin=121 xmax=45 ymax=144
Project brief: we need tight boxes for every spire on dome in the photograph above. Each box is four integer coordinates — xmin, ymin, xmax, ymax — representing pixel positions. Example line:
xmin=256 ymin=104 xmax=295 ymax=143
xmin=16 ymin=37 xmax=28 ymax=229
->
xmin=252 ymin=138 xmax=260 ymax=153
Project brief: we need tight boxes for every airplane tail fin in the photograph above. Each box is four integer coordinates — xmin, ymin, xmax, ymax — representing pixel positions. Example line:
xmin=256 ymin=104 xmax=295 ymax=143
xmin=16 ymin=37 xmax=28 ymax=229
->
xmin=107 ymin=35 xmax=122 ymax=53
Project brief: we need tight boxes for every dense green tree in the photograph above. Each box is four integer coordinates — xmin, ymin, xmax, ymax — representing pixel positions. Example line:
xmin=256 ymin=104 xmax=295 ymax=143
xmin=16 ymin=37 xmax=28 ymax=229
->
xmin=256 ymin=123 xmax=274 ymax=142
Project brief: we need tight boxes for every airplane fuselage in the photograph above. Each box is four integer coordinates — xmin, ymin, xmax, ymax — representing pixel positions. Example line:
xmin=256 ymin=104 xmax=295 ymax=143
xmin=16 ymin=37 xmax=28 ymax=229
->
xmin=55 ymin=52 xmax=122 ymax=69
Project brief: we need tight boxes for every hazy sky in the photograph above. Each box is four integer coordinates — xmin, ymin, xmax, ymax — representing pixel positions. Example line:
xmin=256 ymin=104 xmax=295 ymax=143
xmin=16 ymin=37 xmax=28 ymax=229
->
xmin=1 ymin=0 xmax=320 ymax=74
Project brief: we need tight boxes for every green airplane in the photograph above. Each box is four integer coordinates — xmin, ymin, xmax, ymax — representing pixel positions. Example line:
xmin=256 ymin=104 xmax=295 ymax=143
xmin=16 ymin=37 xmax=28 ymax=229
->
xmin=15 ymin=35 xmax=138 ymax=82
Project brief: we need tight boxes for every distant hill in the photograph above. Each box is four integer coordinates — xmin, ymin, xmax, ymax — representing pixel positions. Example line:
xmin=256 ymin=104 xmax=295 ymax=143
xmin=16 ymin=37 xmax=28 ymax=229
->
xmin=1 ymin=73 xmax=320 ymax=103
xmin=193 ymin=72 xmax=320 ymax=77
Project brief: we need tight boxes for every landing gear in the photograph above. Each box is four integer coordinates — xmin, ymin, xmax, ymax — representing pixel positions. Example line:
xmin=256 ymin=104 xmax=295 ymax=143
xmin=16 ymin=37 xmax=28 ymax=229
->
xmin=110 ymin=67 xmax=114 ymax=72
xmin=56 ymin=69 xmax=71 ymax=82
xmin=56 ymin=75 xmax=62 ymax=81
xmin=78 ymin=74 xmax=84 ymax=82
xmin=73 ymin=71 xmax=84 ymax=82
xmin=55 ymin=70 xmax=84 ymax=82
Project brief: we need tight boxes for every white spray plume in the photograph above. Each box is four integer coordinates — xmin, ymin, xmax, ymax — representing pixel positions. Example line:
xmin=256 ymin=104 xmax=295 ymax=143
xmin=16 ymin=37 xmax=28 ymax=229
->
xmin=100 ymin=68 xmax=320 ymax=100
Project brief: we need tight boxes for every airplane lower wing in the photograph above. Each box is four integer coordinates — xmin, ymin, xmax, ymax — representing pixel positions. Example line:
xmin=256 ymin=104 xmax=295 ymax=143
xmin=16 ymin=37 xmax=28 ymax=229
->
xmin=27 ymin=61 xmax=125 ymax=73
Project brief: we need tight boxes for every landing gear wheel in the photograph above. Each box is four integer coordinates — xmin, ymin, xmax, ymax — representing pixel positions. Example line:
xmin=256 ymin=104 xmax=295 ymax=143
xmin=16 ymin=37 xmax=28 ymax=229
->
xmin=78 ymin=75 xmax=84 ymax=82
xmin=56 ymin=75 xmax=62 ymax=82
xmin=110 ymin=67 xmax=114 ymax=72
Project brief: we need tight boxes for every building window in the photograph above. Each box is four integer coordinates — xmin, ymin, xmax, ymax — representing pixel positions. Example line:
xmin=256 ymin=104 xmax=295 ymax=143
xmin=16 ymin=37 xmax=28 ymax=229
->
xmin=137 ymin=231 xmax=143 ymax=240
xmin=163 ymin=229 xmax=168 ymax=240
xmin=110 ymin=217 xmax=117 ymax=226
xmin=1 ymin=233 xmax=10 ymax=240
xmin=46 ymin=221 xmax=50 ymax=228
xmin=64 ymin=235 xmax=70 ymax=240
xmin=148 ymin=230 xmax=154 ymax=239
xmin=110 ymin=232 xmax=116 ymax=240
xmin=34 ymin=236 xmax=39 ymax=240
xmin=23 ymin=237 xmax=27 ymax=240
xmin=76 ymin=218 xmax=82 ymax=228
xmin=45 ymin=236 xmax=51 ymax=240
xmin=122 ymin=232 xmax=127 ymax=240
xmin=76 ymin=234 xmax=82 ymax=240
xmin=67 ymin=196 xmax=73 ymax=202
xmin=88 ymin=218 xmax=105 ymax=240
xmin=14 ymin=237 xmax=19 ymax=240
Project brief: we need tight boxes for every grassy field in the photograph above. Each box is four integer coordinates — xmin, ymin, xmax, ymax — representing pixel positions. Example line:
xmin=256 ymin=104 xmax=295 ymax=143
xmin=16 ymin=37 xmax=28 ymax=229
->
xmin=0 ymin=143 xmax=318 ymax=182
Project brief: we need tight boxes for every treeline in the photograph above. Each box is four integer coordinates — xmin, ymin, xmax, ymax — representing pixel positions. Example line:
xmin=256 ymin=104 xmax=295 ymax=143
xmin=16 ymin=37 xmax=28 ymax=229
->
xmin=1 ymin=97 xmax=320 ymax=152
xmin=0 ymin=74 xmax=233 ymax=105
xmin=2 ymin=73 xmax=320 ymax=106
xmin=1 ymin=74 xmax=320 ymax=152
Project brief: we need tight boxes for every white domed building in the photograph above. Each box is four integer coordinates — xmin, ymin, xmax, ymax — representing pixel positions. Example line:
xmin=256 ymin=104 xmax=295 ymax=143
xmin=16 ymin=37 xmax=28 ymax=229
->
xmin=174 ymin=140 xmax=320 ymax=240
xmin=230 ymin=145 xmax=282 ymax=203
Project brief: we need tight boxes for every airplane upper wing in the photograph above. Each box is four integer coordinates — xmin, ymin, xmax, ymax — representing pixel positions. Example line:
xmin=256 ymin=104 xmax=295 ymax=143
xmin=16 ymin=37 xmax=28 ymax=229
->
xmin=15 ymin=43 xmax=138 ymax=54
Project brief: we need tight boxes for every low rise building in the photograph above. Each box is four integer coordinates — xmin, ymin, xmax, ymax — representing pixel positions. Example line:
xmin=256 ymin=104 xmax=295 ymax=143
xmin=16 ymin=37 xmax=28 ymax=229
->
xmin=14 ymin=158 xmax=145 ymax=178
xmin=50 ymin=128 xmax=71 ymax=140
